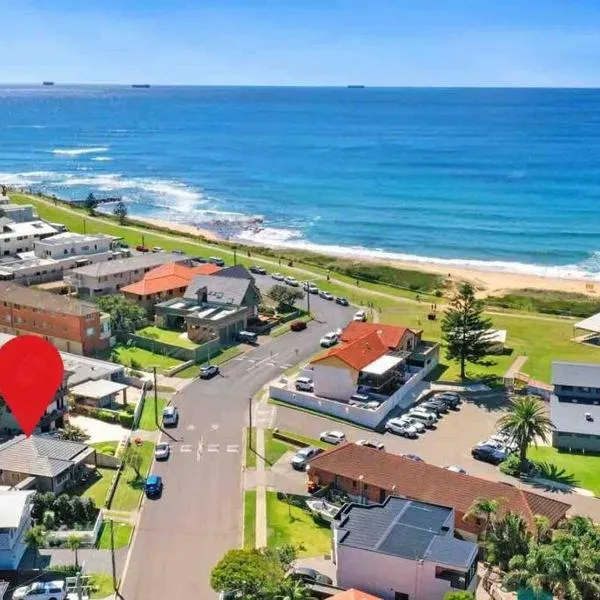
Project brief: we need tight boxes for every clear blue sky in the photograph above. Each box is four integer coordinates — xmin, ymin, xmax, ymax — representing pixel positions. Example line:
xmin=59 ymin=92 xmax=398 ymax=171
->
xmin=3 ymin=0 xmax=600 ymax=86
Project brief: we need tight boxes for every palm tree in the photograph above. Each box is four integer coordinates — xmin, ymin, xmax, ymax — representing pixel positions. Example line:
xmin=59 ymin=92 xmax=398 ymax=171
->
xmin=496 ymin=396 xmax=554 ymax=474
xmin=25 ymin=526 xmax=47 ymax=568
xmin=463 ymin=497 xmax=502 ymax=542
xmin=67 ymin=534 xmax=82 ymax=568
xmin=274 ymin=579 xmax=315 ymax=600
xmin=485 ymin=512 xmax=531 ymax=571
xmin=534 ymin=515 xmax=552 ymax=544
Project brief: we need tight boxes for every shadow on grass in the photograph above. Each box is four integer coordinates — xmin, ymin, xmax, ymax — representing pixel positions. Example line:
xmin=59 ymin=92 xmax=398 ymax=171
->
xmin=248 ymin=445 xmax=276 ymax=468
xmin=529 ymin=461 xmax=579 ymax=491
xmin=424 ymin=363 xmax=449 ymax=381
xmin=68 ymin=468 xmax=106 ymax=497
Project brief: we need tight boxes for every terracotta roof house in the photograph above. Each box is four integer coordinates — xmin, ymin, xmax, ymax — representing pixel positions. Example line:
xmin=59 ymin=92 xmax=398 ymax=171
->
xmin=340 ymin=321 xmax=421 ymax=352
xmin=121 ymin=262 xmax=220 ymax=312
xmin=329 ymin=590 xmax=383 ymax=600
xmin=307 ymin=444 xmax=571 ymax=538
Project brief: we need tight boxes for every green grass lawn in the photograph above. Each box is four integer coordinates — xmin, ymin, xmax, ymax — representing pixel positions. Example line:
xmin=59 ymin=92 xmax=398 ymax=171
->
xmin=110 ymin=441 xmax=155 ymax=511
xmin=265 ymin=429 xmax=295 ymax=466
xmin=175 ymin=345 xmax=244 ymax=378
xmin=275 ymin=430 xmax=331 ymax=450
xmin=137 ymin=396 xmax=167 ymax=431
xmin=246 ymin=428 xmax=257 ymax=469
xmin=96 ymin=521 xmax=133 ymax=550
xmin=111 ymin=345 xmax=183 ymax=373
xmin=72 ymin=468 xmax=115 ymax=508
xmin=266 ymin=491 xmax=331 ymax=557
xmin=244 ymin=490 xmax=257 ymax=549
xmin=91 ymin=441 xmax=119 ymax=456
xmin=136 ymin=325 xmax=198 ymax=349
xmin=88 ymin=573 xmax=114 ymax=599
xmin=527 ymin=446 xmax=600 ymax=496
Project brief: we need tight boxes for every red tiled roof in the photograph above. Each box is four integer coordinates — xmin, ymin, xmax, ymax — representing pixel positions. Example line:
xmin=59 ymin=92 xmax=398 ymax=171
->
xmin=308 ymin=443 xmax=571 ymax=531
xmin=311 ymin=331 xmax=389 ymax=371
xmin=330 ymin=590 xmax=382 ymax=600
xmin=121 ymin=262 xmax=220 ymax=296
xmin=340 ymin=321 xmax=416 ymax=349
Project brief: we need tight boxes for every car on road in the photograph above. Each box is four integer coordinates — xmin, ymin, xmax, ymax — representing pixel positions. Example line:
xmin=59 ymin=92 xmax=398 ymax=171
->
xmin=209 ymin=257 xmax=225 ymax=266
xmin=236 ymin=330 xmax=258 ymax=345
xmin=284 ymin=276 xmax=299 ymax=287
xmin=396 ymin=416 xmax=426 ymax=433
xmin=162 ymin=405 xmax=179 ymax=427
xmin=172 ymin=248 xmax=186 ymax=255
xmin=402 ymin=453 xmax=424 ymax=462
xmin=302 ymin=281 xmax=319 ymax=294
xmin=432 ymin=391 xmax=462 ymax=409
xmin=288 ymin=567 xmax=333 ymax=586
xmin=319 ymin=430 xmax=346 ymax=445
xmin=135 ymin=245 xmax=149 ymax=252
xmin=291 ymin=446 xmax=323 ymax=470
xmin=271 ymin=272 xmax=285 ymax=281
xmin=155 ymin=442 xmax=171 ymax=461
xmin=353 ymin=309 xmax=367 ymax=322
xmin=145 ymin=474 xmax=163 ymax=498
xmin=419 ymin=400 xmax=448 ymax=415
xmin=319 ymin=290 xmax=334 ymax=300
xmin=290 ymin=320 xmax=307 ymax=331
xmin=199 ymin=364 xmax=220 ymax=379
xmin=471 ymin=444 xmax=508 ymax=465
xmin=249 ymin=265 xmax=267 ymax=275
xmin=445 ymin=465 xmax=467 ymax=474
xmin=319 ymin=332 xmax=339 ymax=347
xmin=407 ymin=408 xmax=438 ymax=427
xmin=13 ymin=581 xmax=66 ymax=600
xmin=356 ymin=439 xmax=385 ymax=450
xmin=335 ymin=297 xmax=349 ymax=306
xmin=295 ymin=377 xmax=314 ymax=392
xmin=152 ymin=246 xmax=165 ymax=253
xmin=385 ymin=418 xmax=418 ymax=438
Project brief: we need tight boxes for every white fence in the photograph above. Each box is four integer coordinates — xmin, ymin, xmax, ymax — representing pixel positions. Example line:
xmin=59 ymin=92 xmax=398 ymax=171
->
xmin=46 ymin=510 xmax=104 ymax=546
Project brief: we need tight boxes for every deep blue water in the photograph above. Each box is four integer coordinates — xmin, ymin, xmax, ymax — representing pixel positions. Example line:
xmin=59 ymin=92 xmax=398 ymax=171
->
xmin=1 ymin=85 xmax=600 ymax=278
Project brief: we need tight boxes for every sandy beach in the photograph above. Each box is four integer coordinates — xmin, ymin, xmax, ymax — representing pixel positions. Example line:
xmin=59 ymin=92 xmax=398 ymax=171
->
xmin=129 ymin=215 xmax=222 ymax=243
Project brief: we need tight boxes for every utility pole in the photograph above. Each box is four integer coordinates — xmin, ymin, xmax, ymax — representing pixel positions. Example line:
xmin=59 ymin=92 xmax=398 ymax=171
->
xmin=75 ymin=570 xmax=83 ymax=600
xmin=306 ymin=282 xmax=311 ymax=316
xmin=82 ymin=218 xmax=86 ymax=234
xmin=153 ymin=366 xmax=158 ymax=427
xmin=110 ymin=520 xmax=117 ymax=592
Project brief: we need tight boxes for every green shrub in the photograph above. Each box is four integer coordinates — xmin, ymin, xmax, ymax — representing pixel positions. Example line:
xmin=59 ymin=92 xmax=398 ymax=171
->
xmin=124 ymin=403 xmax=135 ymax=415
xmin=45 ymin=564 xmax=82 ymax=575
xmin=118 ymin=412 xmax=134 ymax=428
xmin=94 ymin=409 xmax=118 ymax=424
xmin=499 ymin=454 xmax=522 ymax=477
xmin=130 ymin=358 xmax=142 ymax=370
xmin=444 ymin=592 xmax=474 ymax=600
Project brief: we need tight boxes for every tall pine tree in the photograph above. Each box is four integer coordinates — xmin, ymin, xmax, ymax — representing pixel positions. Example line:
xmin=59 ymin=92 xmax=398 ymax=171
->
xmin=441 ymin=282 xmax=492 ymax=379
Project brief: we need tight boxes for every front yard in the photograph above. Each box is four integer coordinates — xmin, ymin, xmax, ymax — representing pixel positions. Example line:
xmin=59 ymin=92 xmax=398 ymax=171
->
xmin=266 ymin=491 xmax=331 ymax=557
xmin=75 ymin=467 xmax=115 ymax=508
xmin=96 ymin=521 xmax=133 ymax=550
xmin=244 ymin=490 xmax=257 ymax=549
xmin=137 ymin=396 xmax=168 ymax=431
xmin=110 ymin=441 xmax=155 ymax=511
xmin=137 ymin=325 xmax=198 ymax=349
xmin=111 ymin=345 xmax=183 ymax=373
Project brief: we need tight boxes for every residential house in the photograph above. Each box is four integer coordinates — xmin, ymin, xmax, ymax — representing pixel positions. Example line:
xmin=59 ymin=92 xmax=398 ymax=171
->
xmin=0 ymin=198 xmax=37 ymax=223
xmin=0 ymin=282 xmax=111 ymax=355
xmin=0 ymin=219 xmax=58 ymax=257
xmin=307 ymin=444 xmax=571 ymax=539
xmin=329 ymin=590 xmax=382 ymax=600
xmin=121 ymin=261 xmax=220 ymax=312
xmin=65 ymin=253 xmax=191 ymax=296
xmin=309 ymin=322 xmax=439 ymax=401
xmin=551 ymin=361 xmax=600 ymax=452
xmin=0 ymin=435 xmax=96 ymax=493
xmin=216 ymin=264 xmax=255 ymax=280
xmin=332 ymin=496 xmax=479 ymax=600
xmin=0 ymin=490 xmax=35 ymax=569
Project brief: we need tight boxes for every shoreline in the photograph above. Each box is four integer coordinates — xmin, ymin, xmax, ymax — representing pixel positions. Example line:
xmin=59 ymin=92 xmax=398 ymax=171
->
xmin=127 ymin=214 xmax=223 ymax=243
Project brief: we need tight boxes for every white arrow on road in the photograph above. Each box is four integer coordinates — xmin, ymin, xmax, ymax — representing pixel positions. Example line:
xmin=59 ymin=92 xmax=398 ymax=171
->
xmin=187 ymin=424 xmax=196 ymax=431
xmin=211 ymin=424 xmax=220 ymax=430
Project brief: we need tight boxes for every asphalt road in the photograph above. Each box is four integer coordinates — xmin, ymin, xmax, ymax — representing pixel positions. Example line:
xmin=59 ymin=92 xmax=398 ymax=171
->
xmin=119 ymin=284 xmax=354 ymax=600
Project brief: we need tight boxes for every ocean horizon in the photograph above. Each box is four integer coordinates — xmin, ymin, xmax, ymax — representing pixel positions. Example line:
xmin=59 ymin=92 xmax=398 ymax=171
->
xmin=1 ymin=84 xmax=600 ymax=279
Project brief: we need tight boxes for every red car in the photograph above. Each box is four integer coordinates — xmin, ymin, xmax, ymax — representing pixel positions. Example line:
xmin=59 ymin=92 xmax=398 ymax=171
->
xmin=136 ymin=245 xmax=149 ymax=253
xmin=290 ymin=320 xmax=307 ymax=332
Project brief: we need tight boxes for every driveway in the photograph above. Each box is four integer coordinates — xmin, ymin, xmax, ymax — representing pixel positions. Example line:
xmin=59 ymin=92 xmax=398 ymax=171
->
xmin=119 ymin=293 xmax=354 ymax=600
xmin=70 ymin=415 xmax=127 ymax=444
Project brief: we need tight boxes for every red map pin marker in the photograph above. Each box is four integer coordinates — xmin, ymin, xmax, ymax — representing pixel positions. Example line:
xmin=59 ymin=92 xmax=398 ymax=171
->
xmin=0 ymin=335 xmax=64 ymax=437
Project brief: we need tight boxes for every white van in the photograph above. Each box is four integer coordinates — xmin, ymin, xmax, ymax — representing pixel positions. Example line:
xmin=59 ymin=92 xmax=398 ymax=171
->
xmin=407 ymin=408 xmax=437 ymax=427
xmin=353 ymin=310 xmax=367 ymax=322
xmin=295 ymin=377 xmax=314 ymax=392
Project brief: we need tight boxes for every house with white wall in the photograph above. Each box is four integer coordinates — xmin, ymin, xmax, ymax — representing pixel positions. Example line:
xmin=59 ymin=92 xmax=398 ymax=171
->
xmin=332 ymin=496 xmax=479 ymax=600
xmin=0 ymin=490 xmax=35 ymax=569
xmin=0 ymin=219 xmax=58 ymax=257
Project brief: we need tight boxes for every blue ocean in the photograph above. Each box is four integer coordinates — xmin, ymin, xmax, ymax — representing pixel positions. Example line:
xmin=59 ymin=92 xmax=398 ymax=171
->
xmin=1 ymin=85 xmax=600 ymax=278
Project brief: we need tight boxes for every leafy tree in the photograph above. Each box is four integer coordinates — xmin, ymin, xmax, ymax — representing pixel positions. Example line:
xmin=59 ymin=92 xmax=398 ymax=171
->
xmin=463 ymin=497 xmax=502 ymax=542
xmin=42 ymin=511 xmax=56 ymax=531
xmin=67 ymin=534 xmax=83 ymax=568
xmin=274 ymin=578 xmax=315 ymax=600
xmin=210 ymin=548 xmax=284 ymax=596
xmin=96 ymin=295 xmax=146 ymax=334
xmin=123 ymin=445 xmax=143 ymax=479
xmin=485 ymin=512 xmax=531 ymax=571
xmin=25 ymin=526 xmax=47 ymax=567
xmin=263 ymin=544 xmax=297 ymax=572
xmin=52 ymin=494 xmax=72 ymax=526
xmin=68 ymin=496 xmax=88 ymax=526
xmin=81 ymin=496 xmax=98 ymax=524
xmin=441 ymin=282 xmax=493 ymax=379
xmin=61 ymin=423 xmax=90 ymax=442
xmin=496 ymin=396 xmax=554 ymax=474
xmin=267 ymin=284 xmax=304 ymax=311
xmin=113 ymin=200 xmax=128 ymax=224
xmin=84 ymin=193 xmax=98 ymax=215
xmin=534 ymin=515 xmax=552 ymax=544
xmin=31 ymin=492 xmax=55 ymax=522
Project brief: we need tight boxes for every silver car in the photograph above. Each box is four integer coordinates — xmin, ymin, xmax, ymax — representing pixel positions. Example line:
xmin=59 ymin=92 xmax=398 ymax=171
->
xmin=155 ymin=442 xmax=171 ymax=460
xmin=396 ymin=416 xmax=426 ymax=433
xmin=385 ymin=418 xmax=418 ymax=438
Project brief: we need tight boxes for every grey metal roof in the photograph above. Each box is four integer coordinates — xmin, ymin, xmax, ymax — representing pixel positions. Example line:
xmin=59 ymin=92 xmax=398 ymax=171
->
xmin=70 ymin=379 xmax=128 ymax=399
xmin=36 ymin=232 xmax=113 ymax=246
xmin=70 ymin=252 xmax=184 ymax=278
xmin=0 ymin=435 xmax=91 ymax=478
xmin=336 ymin=496 xmax=477 ymax=568
xmin=184 ymin=274 xmax=251 ymax=306
xmin=216 ymin=265 xmax=254 ymax=280
xmin=552 ymin=361 xmax=600 ymax=388
xmin=550 ymin=395 xmax=600 ymax=435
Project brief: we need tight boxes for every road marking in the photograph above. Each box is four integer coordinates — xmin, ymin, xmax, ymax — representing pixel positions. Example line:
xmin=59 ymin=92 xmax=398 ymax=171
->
xmin=226 ymin=445 xmax=240 ymax=453
xmin=211 ymin=424 xmax=220 ymax=430
xmin=266 ymin=362 xmax=276 ymax=367
xmin=186 ymin=424 xmax=196 ymax=431
xmin=180 ymin=444 xmax=193 ymax=453
xmin=281 ymin=363 xmax=293 ymax=369
xmin=247 ymin=353 xmax=279 ymax=371
xmin=197 ymin=436 xmax=204 ymax=461
xmin=247 ymin=359 xmax=257 ymax=364
xmin=234 ymin=356 xmax=246 ymax=360
xmin=207 ymin=444 xmax=220 ymax=453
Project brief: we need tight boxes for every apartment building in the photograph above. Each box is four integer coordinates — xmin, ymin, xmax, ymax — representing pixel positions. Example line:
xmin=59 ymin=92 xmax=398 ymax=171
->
xmin=0 ymin=219 xmax=58 ymax=257
xmin=0 ymin=490 xmax=35 ymax=569
xmin=0 ymin=201 xmax=36 ymax=223
xmin=0 ymin=282 xmax=111 ymax=355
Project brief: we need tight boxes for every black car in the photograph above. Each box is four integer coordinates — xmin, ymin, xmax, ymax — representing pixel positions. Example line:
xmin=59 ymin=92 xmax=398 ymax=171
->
xmin=290 ymin=320 xmax=307 ymax=332
xmin=288 ymin=567 xmax=333 ymax=586
xmin=199 ymin=364 xmax=220 ymax=379
xmin=420 ymin=399 xmax=449 ymax=414
xmin=335 ymin=297 xmax=349 ymax=306
xmin=433 ymin=392 xmax=462 ymax=409
xmin=471 ymin=444 xmax=507 ymax=465
xmin=249 ymin=265 xmax=267 ymax=275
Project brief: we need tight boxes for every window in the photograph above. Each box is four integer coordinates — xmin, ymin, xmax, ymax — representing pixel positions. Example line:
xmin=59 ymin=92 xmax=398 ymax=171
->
xmin=435 ymin=565 xmax=474 ymax=590
xmin=86 ymin=327 xmax=96 ymax=337
xmin=394 ymin=593 xmax=409 ymax=600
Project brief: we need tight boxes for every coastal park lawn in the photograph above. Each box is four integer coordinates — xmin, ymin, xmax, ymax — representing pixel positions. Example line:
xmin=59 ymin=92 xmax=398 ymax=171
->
xmin=111 ymin=345 xmax=183 ymax=373
xmin=244 ymin=490 xmax=257 ymax=549
xmin=136 ymin=325 xmax=198 ymax=349
xmin=96 ymin=521 xmax=133 ymax=550
xmin=266 ymin=491 xmax=331 ymax=557
xmin=109 ymin=441 xmax=155 ymax=511
xmin=13 ymin=193 xmax=600 ymax=384
xmin=138 ymin=396 xmax=167 ymax=431
xmin=527 ymin=446 xmax=600 ymax=496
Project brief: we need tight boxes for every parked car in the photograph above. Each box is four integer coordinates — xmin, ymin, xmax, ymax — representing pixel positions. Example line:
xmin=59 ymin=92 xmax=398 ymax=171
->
xmin=307 ymin=284 xmax=319 ymax=294
xmin=396 ymin=416 xmax=426 ymax=433
xmin=402 ymin=453 xmax=424 ymax=462
xmin=209 ymin=256 xmax=225 ymax=267
xmin=284 ymin=276 xmax=299 ymax=287
xmin=385 ymin=418 xmax=418 ymax=438
xmin=288 ymin=567 xmax=333 ymax=586
xmin=319 ymin=332 xmax=339 ymax=347
xmin=199 ymin=364 xmax=220 ymax=379
xmin=135 ymin=245 xmax=149 ymax=252
xmin=335 ymin=297 xmax=349 ymax=306
xmin=353 ymin=310 xmax=367 ymax=322
xmin=420 ymin=400 xmax=448 ymax=415
xmin=290 ymin=320 xmax=307 ymax=332
xmin=152 ymin=246 xmax=165 ymax=253
xmin=319 ymin=430 xmax=346 ymax=445
xmin=356 ymin=439 xmax=385 ymax=450
xmin=271 ymin=272 xmax=285 ymax=281
xmin=291 ymin=446 xmax=323 ymax=470
xmin=13 ymin=581 xmax=66 ymax=600
xmin=162 ymin=405 xmax=179 ymax=427
xmin=471 ymin=444 xmax=508 ymax=465
xmin=407 ymin=408 xmax=438 ymax=427
xmin=249 ymin=265 xmax=267 ymax=275
xmin=478 ymin=438 xmax=512 ymax=453
xmin=195 ymin=256 xmax=208 ymax=263
xmin=155 ymin=442 xmax=171 ymax=461
xmin=445 ymin=465 xmax=467 ymax=474
xmin=319 ymin=291 xmax=334 ymax=300
xmin=489 ymin=432 xmax=518 ymax=452
xmin=432 ymin=391 xmax=462 ymax=409
xmin=145 ymin=474 xmax=163 ymax=498
xmin=295 ymin=377 xmax=314 ymax=392
xmin=236 ymin=330 xmax=258 ymax=345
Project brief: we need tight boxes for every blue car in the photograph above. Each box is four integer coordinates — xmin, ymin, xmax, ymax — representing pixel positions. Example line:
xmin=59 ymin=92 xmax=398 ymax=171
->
xmin=145 ymin=475 xmax=163 ymax=498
